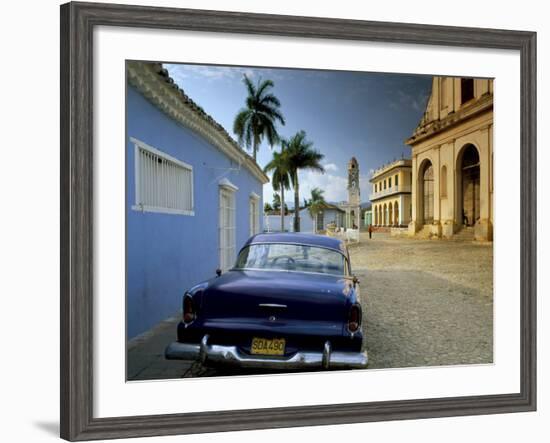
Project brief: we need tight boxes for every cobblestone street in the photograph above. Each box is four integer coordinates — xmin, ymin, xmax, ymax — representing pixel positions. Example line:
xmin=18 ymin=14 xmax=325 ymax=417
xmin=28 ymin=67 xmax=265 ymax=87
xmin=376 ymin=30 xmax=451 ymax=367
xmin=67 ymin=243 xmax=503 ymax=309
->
xmin=353 ymin=232 xmax=493 ymax=369
xmin=127 ymin=232 xmax=493 ymax=380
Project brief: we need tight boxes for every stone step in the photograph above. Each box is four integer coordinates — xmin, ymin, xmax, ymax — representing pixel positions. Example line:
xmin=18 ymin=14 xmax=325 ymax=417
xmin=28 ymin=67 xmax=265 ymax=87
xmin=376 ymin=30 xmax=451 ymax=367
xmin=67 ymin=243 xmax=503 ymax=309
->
xmin=452 ymin=227 xmax=475 ymax=241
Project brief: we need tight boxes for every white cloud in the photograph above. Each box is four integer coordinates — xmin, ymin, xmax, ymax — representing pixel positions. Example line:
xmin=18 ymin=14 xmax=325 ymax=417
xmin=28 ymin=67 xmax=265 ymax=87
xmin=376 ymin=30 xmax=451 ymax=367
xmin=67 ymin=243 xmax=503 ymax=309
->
xmin=389 ymin=89 xmax=429 ymax=112
xmin=263 ymin=170 xmax=373 ymax=208
xmin=323 ymin=162 xmax=339 ymax=172
xmin=164 ymin=64 xmax=258 ymax=84
xmin=298 ymin=170 xmax=348 ymax=203
xmin=263 ymin=170 xmax=348 ymax=208
xmin=163 ymin=64 xmax=294 ymax=88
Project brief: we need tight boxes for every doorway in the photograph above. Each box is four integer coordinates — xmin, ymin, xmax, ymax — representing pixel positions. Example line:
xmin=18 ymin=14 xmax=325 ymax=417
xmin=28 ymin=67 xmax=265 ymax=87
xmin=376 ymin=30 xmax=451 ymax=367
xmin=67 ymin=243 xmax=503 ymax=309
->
xmin=219 ymin=187 xmax=236 ymax=272
xmin=418 ymin=160 xmax=434 ymax=225
xmin=460 ymin=144 xmax=480 ymax=226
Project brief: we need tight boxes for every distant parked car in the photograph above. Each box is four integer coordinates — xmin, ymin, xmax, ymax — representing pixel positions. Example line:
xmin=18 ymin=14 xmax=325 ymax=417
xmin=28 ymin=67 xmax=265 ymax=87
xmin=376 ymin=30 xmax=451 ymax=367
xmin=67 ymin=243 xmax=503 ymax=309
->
xmin=165 ymin=233 xmax=367 ymax=370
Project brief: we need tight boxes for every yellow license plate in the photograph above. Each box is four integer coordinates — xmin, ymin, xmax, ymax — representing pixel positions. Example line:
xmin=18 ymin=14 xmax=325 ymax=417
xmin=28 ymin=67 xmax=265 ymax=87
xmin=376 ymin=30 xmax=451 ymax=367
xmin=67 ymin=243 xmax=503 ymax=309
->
xmin=250 ymin=337 xmax=286 ymax=356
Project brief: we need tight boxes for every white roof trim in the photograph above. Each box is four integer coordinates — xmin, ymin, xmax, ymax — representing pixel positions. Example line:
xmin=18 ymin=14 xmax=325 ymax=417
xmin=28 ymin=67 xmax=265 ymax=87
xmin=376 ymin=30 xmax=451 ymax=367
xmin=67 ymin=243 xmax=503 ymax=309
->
xmin=249 ymin=192 xmax=261 ymax=200
xmin=219 ymin=178 xmax=239 ymax=192
xmin=127 ymin=62 xmax=269 ymax=185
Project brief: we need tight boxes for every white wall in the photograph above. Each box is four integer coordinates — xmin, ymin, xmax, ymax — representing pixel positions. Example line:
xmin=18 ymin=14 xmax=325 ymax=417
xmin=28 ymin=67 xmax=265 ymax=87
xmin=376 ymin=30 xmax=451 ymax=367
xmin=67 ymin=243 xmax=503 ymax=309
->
xmin=264 ymin=214 xmax=295 ymax=232
xmin=264 ymin=209 xmax=317 ymax=233
xmin=0 ymin=1 xmax=547 ymax=443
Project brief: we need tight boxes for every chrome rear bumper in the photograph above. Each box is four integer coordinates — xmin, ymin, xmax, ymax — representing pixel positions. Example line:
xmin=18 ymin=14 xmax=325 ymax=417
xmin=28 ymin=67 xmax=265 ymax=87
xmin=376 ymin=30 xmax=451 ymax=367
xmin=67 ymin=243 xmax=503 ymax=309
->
xmin=165 ymin=335 xmax=368 ymax=370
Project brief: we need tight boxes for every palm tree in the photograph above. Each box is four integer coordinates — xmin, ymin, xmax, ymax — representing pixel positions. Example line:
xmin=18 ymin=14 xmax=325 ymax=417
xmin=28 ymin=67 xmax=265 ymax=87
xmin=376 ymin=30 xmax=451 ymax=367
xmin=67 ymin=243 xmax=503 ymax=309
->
xmin=284 ymin=131 xmax=325 ymax=232
xmin=264 ymin=148 xmax=291 ymax=232
xmin=310 ymin=187 xmax=325 ymax=204
xmin=307 ymin=187 xmax=326 ymax=233
xmin=272 ymin=193 xmax=281 ymax=212
xmin=233 ymin=75 xmax=285 ymax=161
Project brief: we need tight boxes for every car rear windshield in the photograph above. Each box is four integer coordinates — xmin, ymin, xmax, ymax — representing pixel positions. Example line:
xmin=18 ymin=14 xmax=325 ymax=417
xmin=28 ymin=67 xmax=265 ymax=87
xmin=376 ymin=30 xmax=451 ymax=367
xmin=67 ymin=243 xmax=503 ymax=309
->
xmin=234 ymin=243 xmax=347 ymax=276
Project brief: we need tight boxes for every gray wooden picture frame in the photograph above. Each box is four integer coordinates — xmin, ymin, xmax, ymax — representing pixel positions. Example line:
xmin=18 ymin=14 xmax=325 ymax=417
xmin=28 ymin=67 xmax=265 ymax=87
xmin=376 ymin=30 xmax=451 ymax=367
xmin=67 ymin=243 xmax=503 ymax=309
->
xmin=60 ymin=1 xmax=537 ymax=441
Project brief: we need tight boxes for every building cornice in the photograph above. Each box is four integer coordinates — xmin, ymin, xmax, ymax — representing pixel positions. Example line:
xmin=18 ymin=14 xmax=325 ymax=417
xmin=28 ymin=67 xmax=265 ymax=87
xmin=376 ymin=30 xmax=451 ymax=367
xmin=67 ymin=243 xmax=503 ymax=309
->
xmin=408 ymin=117 xmax=493 ymax=155
xmin=369 ymin=191 xmax=411 ymax=202
xmin=406 ymin=94 xmax=493 ymax=147
xmin=127 ymin=61 xmax=269 ymax=185
xmin=370 ymin=160 xmax=412 ymax=182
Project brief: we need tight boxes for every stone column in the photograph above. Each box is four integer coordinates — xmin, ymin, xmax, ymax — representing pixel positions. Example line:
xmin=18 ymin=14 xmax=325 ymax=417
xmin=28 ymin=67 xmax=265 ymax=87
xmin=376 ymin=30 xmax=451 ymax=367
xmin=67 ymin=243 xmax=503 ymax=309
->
xmin=476 ymin=127 xmax=493 ymax=241
xmin=408 ymin=154 xmax=419 ymax=235
xmin=399 ymin=194 xmax=405 ymax=226
xmin=453 ymin=78 xmax=461 ymax=112
xmin=432 ymin=148 xmax=442 ymax=238
xmin=475 ymin=79 xmax=489 ymax=97
xmin=433 ymin=77 xmax=440 ymax=120
xmin=441 ymin=142 xmax=454 ymax=238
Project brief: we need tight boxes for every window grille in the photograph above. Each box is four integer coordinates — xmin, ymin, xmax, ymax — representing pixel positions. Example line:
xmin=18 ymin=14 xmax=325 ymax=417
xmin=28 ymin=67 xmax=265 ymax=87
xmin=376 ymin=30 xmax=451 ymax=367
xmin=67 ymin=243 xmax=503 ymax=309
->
xmin=133 ymin=138 xmax=194 ymax=215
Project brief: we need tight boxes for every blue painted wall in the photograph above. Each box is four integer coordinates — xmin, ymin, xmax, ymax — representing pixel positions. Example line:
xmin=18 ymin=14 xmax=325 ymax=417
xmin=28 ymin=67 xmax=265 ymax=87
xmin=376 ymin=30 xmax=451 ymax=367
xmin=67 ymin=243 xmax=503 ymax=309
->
xmin=127 ymin=85 xmax=264 ymax=339
xmin=319 ymin=208 xmax=343 ymax=229
xmin=298 ymin=208 xmax=314 ymax=233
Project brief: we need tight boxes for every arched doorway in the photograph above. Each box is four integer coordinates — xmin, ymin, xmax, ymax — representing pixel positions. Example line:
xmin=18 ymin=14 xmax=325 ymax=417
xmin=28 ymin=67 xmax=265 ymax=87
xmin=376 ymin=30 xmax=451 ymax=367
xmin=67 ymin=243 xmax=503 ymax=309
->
xmin=383 ymin=203 xmax=387 ymax=225
xmin=394 ymin=201 xmax=399 ymax=226
xmin=418 ymin=160 xmax=434 ymax=225
xmin=388 ymin=202 xmax=393 ymax=227
xmin=459 ymin=144 xmax=480 ymax=226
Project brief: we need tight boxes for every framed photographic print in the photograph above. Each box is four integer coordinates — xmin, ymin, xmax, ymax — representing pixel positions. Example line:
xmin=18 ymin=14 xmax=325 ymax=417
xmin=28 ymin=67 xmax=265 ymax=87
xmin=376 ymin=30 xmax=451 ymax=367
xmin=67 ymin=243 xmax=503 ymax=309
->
xmin=60 ymin=1 xmax=537 ymax=441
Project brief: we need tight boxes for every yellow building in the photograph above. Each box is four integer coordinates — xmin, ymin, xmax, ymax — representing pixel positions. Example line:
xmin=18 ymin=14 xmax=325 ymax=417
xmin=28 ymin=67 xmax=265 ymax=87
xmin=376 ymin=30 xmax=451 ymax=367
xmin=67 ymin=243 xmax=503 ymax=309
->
xmin=370 ymin=159 xmax=412 ymax=227
xmin=405 ymin=77 xmax=493 ymax=241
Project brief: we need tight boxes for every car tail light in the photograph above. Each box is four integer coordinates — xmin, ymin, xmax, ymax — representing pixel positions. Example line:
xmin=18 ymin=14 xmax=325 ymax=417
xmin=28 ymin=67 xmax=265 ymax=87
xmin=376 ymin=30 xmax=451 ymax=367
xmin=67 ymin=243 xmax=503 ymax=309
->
xmin=183 ymin=295 xmax=195 ymax=324
xmin=348 ymin=304 xmax=361 ymax=333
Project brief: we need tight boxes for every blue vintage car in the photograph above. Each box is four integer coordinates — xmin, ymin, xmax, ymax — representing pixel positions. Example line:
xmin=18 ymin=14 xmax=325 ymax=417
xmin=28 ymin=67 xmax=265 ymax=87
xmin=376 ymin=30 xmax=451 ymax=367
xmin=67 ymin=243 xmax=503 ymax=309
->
xmin=165 ymin=232 xmax=368 ymax=370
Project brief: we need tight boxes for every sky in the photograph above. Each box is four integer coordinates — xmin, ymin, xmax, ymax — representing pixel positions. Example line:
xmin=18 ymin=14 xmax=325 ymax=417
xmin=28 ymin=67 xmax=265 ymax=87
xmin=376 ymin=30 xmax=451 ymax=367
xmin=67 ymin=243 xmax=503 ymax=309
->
xmin=164 ymin=62 xmax=432 ymax=208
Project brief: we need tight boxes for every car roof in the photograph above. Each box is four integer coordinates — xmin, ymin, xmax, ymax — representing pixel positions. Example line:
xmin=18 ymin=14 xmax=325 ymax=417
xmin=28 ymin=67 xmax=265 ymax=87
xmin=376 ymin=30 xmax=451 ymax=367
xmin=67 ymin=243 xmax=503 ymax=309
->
xmin=244 ymin=232 xmax=347 ymax=254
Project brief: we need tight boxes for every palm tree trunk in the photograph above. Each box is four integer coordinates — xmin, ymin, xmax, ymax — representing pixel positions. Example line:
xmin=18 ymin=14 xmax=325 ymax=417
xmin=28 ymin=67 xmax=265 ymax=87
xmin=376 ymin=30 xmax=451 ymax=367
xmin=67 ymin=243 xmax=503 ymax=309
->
xmin=293 ymin=174 xmax=300 ymax=232
xmin=280 ymin=187 xmax=285 ymax=232
xmin=314 ymin=213 xmax=317 ymax=234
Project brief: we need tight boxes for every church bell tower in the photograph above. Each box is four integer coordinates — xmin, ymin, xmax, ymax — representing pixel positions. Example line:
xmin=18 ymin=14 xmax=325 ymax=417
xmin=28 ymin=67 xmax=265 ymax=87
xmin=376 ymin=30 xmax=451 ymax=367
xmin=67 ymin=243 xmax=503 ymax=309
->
xmin=348 ymin=157 xmax=360 ymax=206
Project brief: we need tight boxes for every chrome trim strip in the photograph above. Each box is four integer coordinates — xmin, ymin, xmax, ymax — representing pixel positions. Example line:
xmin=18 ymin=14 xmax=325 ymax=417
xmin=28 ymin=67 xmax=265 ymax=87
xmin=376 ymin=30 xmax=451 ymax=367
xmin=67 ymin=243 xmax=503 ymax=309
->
xmin=231 ymin=267 xmax=346 ymax=278
xmin=258 ymin=303 xmax=287 ymax=309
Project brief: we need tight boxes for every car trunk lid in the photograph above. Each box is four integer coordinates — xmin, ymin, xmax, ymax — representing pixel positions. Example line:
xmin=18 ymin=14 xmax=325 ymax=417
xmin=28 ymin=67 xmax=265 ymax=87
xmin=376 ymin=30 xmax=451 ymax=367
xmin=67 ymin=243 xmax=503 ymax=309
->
xmin=201 ymin=270 xmax=351 ymax=328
